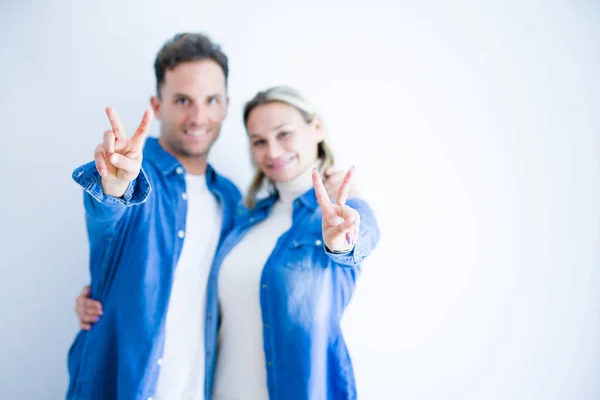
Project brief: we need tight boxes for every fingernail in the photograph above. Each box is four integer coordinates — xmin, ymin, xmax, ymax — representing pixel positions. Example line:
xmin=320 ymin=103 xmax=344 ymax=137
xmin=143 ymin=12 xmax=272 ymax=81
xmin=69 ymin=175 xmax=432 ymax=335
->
xmin=99 ymin=168 xmax=107 ymax=176
xmin=346 ymin=233 xmax=352 ymax=245
xmin=95 ymin=316 xmax=100 ymax=322
xmin=111 ymin=154 xmax=119 ymax=164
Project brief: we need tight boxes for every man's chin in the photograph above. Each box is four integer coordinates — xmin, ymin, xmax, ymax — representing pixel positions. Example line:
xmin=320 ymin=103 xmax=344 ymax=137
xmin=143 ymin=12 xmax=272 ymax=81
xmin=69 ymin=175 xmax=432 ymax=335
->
xmin=180 ymin=147 xmax=209 ymax=158
xmin=176 ymin=139 xmax=214 ymax=156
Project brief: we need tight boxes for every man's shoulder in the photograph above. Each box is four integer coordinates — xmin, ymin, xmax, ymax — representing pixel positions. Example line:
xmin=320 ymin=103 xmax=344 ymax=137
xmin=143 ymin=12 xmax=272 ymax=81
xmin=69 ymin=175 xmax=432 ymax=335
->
xmin=208 ymin=167 xmax=242 ymax=201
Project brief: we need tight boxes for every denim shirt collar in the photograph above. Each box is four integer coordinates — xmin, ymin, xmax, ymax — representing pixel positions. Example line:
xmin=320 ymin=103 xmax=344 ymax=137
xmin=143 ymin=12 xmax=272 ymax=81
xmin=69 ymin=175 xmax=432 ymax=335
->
xmin=252 ymin=187 xmax=319 ymax=217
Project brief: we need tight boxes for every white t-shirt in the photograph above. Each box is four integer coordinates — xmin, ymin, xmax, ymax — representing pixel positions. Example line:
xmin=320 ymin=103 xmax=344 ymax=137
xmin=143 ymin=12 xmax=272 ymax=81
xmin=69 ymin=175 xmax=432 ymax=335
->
xmin=155 ymin=174 xmax=223 ymax=400
xmin=212 ymin=167 xmax=314 ymax=400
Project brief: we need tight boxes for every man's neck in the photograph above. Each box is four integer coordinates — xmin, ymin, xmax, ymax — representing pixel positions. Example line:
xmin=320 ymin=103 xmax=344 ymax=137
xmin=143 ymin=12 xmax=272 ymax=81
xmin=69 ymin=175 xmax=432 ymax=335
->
xmin=158 ymin=137 xmax=208 ymax=175
xmin=179 ymin=156 xmax=208 ymax=175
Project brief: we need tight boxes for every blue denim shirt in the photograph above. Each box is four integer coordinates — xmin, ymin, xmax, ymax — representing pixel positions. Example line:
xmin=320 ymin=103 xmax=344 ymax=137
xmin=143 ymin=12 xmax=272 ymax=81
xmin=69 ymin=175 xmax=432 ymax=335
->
xmin=204 ymin=190 xmax=380 ymax=400
xmin=66 ymin=138 xmax=241 ymax=400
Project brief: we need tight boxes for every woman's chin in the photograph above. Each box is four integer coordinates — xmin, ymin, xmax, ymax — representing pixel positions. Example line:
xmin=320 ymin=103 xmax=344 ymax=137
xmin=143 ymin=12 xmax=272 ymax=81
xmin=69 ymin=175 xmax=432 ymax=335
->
xmin=265 ymin=169 xmax=298 ymax=184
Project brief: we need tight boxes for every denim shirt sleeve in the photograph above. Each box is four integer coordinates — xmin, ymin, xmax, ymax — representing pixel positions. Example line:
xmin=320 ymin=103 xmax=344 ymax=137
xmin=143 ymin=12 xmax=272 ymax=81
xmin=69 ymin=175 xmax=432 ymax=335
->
xmin=72 ymin=161 xmax=151 ymax=234
xmin=324 ymin=198 xmax=380 ymax=267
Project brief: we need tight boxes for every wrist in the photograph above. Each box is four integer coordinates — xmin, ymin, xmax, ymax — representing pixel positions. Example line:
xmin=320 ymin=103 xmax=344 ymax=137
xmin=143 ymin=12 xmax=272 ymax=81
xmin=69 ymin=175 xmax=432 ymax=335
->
xmin=325 ymin=244 xmax=353 ymax=254
xmin=101 ymin=176 xmax=131 ymax=198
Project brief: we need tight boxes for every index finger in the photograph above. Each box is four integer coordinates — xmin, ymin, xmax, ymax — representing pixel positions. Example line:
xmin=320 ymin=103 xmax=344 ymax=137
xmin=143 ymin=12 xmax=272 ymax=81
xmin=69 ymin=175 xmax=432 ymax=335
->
xmin=80 ymin=285 xmax=91 ymax=297
xmin=105 ymin=107 xmax=127 ymax=140
xmin=130 ymin=109 xmax=153 ymax=151
xmin=335 ymin=166 xmax=355 ymax=206
xmin=312 ymin=167 xmax=333 ymax=209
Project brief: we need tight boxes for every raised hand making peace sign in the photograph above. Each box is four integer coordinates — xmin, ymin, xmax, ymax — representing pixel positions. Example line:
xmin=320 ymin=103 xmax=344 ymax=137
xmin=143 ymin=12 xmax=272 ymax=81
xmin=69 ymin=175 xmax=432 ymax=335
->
xmin=312 ymin=166 xmax=360 ymax=253
xmin=94 ymin=107 xmax=153 ymax=197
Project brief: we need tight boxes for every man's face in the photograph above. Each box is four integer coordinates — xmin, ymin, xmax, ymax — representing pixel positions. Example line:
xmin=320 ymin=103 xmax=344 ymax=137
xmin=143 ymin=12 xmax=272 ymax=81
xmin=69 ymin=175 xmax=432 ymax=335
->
xmin=151 ymin=59 xmax=228 ymax=161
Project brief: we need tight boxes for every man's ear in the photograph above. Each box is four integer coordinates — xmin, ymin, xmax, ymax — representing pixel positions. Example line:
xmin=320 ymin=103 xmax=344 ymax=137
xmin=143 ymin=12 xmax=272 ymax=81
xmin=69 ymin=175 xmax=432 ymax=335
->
xmin=150 ymin=96 xmax=161 ymax=121
xmin=223 ymin=96 xmax=230 ymax=119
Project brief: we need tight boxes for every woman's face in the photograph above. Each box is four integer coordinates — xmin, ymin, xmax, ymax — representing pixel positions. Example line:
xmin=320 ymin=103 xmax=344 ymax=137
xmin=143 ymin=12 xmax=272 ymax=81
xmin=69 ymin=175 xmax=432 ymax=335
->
xmin=246 ymin=102 xmax=324 ymax=183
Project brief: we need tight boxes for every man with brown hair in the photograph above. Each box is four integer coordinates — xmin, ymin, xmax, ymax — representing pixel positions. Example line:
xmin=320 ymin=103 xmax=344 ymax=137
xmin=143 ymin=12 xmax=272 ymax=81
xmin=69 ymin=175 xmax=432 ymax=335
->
xmin=67 ymin=32 xmax=240 ymax=400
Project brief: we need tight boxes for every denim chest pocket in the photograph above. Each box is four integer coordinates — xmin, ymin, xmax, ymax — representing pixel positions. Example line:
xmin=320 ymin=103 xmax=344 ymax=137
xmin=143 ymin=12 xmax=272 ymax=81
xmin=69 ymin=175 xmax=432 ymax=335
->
xmin=285 ymin=237 xmax=325 ymax=270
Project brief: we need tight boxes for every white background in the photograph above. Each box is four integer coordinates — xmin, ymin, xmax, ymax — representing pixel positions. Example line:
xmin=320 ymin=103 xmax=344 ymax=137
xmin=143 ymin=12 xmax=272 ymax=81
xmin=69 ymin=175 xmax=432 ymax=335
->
xmin=0 ymin=1 xmax=598 ymax=399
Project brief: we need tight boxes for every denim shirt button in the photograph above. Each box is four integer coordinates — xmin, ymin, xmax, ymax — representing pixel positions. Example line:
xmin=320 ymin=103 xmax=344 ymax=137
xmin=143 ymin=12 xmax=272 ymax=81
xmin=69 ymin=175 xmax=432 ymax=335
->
xmin=178 ymin=230 xmax=185 ymax=239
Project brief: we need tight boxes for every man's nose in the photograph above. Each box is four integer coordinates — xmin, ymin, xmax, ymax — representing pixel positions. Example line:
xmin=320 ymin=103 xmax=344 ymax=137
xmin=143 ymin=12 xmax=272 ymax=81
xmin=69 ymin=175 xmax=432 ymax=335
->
xmin=187 ymin=104 xmax=209 ymax=126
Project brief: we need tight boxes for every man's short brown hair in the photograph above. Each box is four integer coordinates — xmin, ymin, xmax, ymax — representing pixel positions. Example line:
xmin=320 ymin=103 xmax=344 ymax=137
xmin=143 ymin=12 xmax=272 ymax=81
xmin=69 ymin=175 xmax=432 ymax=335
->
xmin=153 ymin=32 xmax=229 ymax=96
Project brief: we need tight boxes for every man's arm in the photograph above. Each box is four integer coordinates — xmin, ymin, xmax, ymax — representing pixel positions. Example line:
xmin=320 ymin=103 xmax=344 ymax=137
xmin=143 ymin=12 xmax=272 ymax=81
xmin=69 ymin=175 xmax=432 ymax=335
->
xmin=74 ymin=107 xmax=153 ymax=235
xmin=73 ymin=161 xmax=151 ymax=235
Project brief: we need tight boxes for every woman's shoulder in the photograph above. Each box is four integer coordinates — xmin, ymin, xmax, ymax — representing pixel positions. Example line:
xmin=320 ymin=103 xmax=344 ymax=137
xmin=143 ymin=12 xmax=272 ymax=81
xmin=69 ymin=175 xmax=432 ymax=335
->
xmin=233 ymin=194 xmax=277 ymax=223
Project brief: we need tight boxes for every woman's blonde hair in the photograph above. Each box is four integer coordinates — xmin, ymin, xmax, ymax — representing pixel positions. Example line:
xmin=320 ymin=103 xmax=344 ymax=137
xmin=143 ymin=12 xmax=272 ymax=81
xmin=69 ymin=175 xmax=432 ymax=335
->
xmin=243 ymin=86 xmax=335 ymax=208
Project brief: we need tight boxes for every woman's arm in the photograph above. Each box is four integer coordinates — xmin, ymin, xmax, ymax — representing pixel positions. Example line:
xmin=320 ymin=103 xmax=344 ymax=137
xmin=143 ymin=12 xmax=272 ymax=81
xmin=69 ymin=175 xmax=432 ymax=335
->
xmin=313 ymin=167 xmax=380 ymax=267
xmin=74 ymin=284 xmax=103 ymax=330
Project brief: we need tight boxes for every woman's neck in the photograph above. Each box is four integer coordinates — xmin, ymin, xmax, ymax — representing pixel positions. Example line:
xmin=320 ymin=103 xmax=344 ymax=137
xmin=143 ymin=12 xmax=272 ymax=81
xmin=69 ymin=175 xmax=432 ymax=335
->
xmin=274 ymin=165 xmax=315 ymax=205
